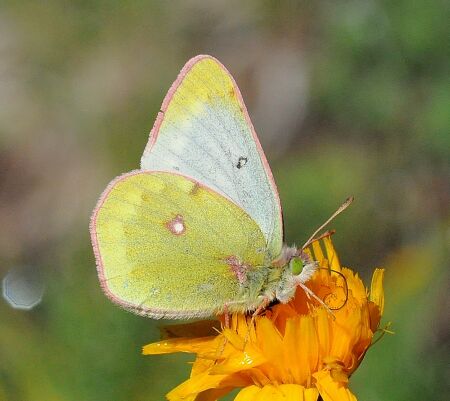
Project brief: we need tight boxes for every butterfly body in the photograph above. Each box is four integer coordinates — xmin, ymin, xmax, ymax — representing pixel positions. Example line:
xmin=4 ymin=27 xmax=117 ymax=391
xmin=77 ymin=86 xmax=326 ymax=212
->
xmin=91 ymin=55 xmax=317 ymax=319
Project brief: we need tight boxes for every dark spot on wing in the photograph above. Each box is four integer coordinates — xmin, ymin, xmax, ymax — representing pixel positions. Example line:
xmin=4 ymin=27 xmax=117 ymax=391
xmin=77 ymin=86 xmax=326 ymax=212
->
xmin=236 ymin=156 xmax=248 ymax=169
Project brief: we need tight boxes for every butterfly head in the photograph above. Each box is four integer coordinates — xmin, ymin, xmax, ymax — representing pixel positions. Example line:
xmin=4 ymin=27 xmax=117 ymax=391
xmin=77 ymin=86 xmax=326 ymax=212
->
xmin=272 ymin=245 xmax=312 ymax=275
xmin=272 ymin=247 xmax=318 ymax=304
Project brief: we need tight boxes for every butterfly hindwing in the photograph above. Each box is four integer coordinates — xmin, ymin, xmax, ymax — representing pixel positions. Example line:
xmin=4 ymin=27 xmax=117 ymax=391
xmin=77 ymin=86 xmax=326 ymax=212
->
xmin=91 ymin=171 xmax=267 ymax=318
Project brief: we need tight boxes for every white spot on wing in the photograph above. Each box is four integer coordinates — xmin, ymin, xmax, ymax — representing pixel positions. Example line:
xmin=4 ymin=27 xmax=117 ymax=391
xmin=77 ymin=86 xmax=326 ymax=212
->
xmin=166 ymin=215 xmax=186 ymax=235
xmin=173 ymin=222 xmax=184 ymax=233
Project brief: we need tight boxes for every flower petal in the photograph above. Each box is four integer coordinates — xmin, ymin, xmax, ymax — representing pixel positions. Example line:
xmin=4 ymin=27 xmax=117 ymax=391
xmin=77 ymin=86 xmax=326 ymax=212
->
xmin=370 ymin=268 xmax=385 ymax=315
xmin=210 ymin=347 xmax=266 ymax=374
xmin=221 ymin=328 xmax=245 ymax=351
xmin=235 ymin=384 xmax=319 ymax=401
xmin=314 ymin=370 xmax=357 ymax=401
xmin=298 ymin=315 xmax=320 ymax=383
xmin=167 ymin=372 xmax=248 ymax=401
xmin=278 ymin=384 xmax=319 ymax=401
xmin=304 ymin=387 xmax=320 ymax=401
xmin=323 ymin=237 xmax=341 ymax=272
xmin=143 ymin=337 xmax=216 ymax=356
xmin=315 ymin=308 xmax=331 ymax=357
xmin=283 ymin=317 xmax=303 ymax=383
xmin=191 ymin=356 xmax=216 ymax=377
xmin=166 ymin=372 xmax=226 ymax=400
xmin=255 ymin=317 xmax=287 ymax=379
xmin=234 ymin=385 xmax=262 ymax=401
xmin=193 ymin=386 xmax=234 ymax=401
xmin=312 ymin=241 xmax=325 ymax=265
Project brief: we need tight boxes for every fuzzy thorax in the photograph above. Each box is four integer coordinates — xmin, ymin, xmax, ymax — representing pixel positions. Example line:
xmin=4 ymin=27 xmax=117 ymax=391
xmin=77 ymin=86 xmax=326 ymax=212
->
xmin=225 ymin=244 xmax=319 ymax=314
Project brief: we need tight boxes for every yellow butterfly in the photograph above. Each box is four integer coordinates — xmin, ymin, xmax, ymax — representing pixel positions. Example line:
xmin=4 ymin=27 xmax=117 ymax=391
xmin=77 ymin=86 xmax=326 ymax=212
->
xmin=90 ymin=55 xmax=350 ymax=319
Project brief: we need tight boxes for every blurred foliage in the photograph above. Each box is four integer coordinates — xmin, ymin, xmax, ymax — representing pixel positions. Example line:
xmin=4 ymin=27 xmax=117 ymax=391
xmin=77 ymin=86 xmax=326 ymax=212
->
xmin=0 ymin=1 xmax=448 ymax=400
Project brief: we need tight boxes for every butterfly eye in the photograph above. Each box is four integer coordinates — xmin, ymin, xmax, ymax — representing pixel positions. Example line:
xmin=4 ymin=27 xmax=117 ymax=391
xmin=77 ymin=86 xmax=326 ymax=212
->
xmin=236 ymin=156 xmax=248 ymax=169
xmin=289 ymin=257 xmax=304 ymax=275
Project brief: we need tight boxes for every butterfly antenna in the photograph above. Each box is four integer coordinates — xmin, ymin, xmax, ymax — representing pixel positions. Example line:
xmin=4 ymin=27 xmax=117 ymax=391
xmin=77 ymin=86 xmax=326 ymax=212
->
xmin=301 ymin=196 xmax=354 ymax=251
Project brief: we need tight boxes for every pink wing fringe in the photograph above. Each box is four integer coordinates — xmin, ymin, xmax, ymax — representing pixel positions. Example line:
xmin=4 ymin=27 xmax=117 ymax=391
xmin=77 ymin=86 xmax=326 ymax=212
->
xmin=90 ymin=170 xmax=154 ymax=315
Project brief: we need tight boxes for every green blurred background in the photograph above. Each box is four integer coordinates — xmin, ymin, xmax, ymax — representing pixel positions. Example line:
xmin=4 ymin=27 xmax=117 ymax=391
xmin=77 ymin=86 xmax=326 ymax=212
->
xmin=1 ymin=1 xmax=448 ymax=400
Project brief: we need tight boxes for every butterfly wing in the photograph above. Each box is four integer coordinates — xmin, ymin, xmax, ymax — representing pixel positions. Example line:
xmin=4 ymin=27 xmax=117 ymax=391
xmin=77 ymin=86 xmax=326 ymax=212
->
xmin=141 ymin=55 xmax=283 ymax=260
xmin=90 ymin=171 xmax=268 ymax=318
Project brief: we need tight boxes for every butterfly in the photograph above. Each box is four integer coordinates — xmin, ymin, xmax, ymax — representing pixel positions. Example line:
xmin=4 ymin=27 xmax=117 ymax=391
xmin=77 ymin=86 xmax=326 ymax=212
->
xmin=90 ymin=55 xmax=351 ymax=319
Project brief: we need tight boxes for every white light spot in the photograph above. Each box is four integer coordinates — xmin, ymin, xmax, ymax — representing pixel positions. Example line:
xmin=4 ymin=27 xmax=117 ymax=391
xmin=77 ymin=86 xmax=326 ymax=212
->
xmin=166 ymin=215 xmax=186 ymax=236
xmin=173 ymin=222 xmax=184 ymax=233
xmin=2 ymin=266 xmax=44 ymax=310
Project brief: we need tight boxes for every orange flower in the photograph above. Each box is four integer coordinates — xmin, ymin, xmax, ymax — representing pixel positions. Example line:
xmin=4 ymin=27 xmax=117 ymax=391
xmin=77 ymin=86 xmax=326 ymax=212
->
xmin=144 ymin=236 xmax=385 ymax=401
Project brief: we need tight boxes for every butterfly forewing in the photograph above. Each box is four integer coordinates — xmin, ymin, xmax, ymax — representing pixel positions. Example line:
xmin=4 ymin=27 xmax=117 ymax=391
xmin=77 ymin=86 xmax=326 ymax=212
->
xmin=141 ymin=56 xmax=283 ymax=259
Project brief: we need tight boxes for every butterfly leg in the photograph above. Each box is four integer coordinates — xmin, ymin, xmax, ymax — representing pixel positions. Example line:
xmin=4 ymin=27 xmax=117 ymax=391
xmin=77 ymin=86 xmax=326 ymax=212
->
xmin=243 ymin=297 xmax=271 ymax=348
xmin=251 ymin=297 xmax=271 ymax=319
xmin=223 ymin=303 xmax=231 ymax=329
xmin=216 ymin=304 xmax=231 ymax=359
